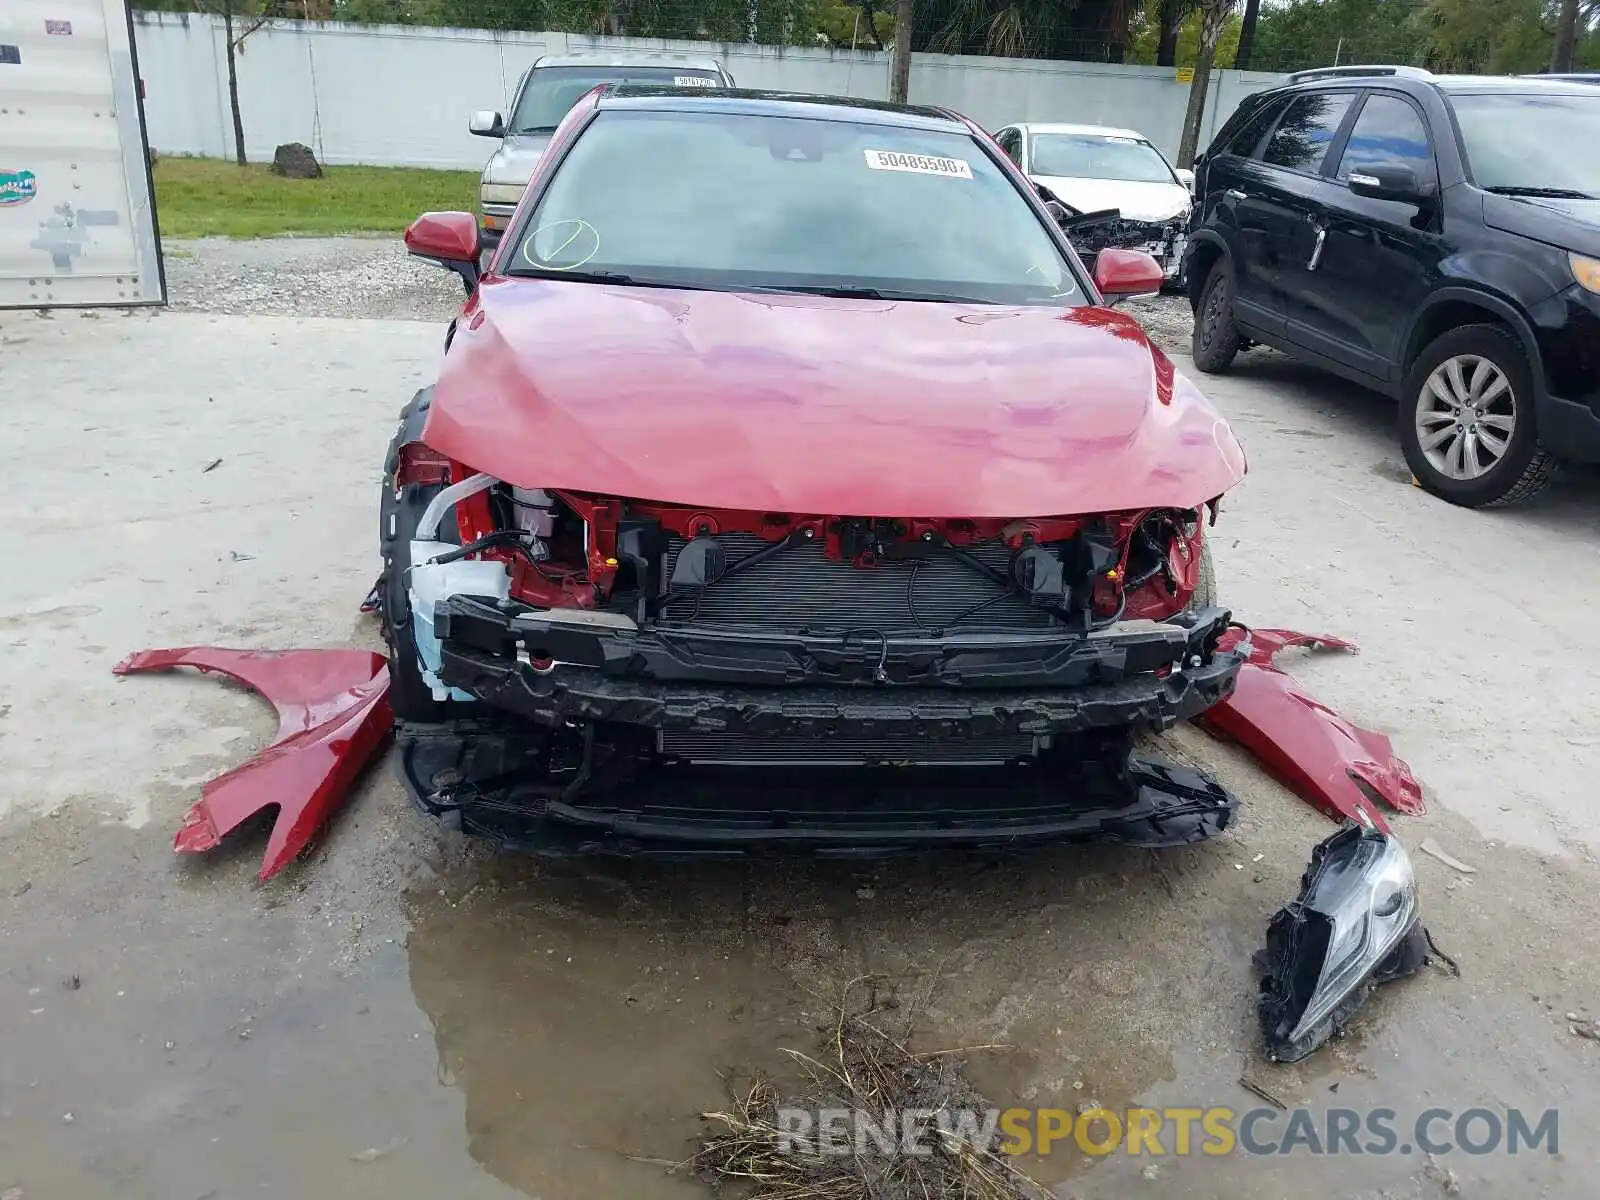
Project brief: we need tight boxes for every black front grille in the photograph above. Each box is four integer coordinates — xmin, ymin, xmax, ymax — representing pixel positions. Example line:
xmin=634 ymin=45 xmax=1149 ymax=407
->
xmin=658 ymin=534 xmax=1056 ymax=633
xmin=660 ymin=728 xmax=1042 ymax=766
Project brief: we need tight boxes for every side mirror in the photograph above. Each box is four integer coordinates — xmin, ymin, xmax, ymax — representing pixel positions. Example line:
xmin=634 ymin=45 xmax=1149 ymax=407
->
xmin=1348 ymin=164 xmax=1432 ymax=205
xmin=469 ymin=110 xmax=505 ymax=138
xmin=1175 ymin=168 xmax=1195 ymax=192
xmin=405 ymin=211 xmax=482 ymax=294
xmin=1094 ymin=248 xmax=1164 ymax=303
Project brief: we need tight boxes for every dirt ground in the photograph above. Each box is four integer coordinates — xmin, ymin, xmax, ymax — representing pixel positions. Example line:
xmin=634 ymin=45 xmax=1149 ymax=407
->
xmin=4 ymin=243 xmax=1600 ymax=1199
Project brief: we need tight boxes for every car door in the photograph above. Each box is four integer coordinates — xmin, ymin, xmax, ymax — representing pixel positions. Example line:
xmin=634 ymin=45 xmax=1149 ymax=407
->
xmin=1195 ymin=93 xmax=1293 ymax=336
xmin=1281 ymin=91 xmax=1443 ymax=384
xmin=1237 ymin=90 xmax=1360 ymax=334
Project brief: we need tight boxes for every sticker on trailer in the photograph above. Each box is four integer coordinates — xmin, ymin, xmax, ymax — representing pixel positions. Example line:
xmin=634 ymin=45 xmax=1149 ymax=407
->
xmin=0 ymin=45 xmax=20 ymax=65
xmin=863 ymin=150 xmax=973 ymax=179
xmin=674 ymin=76 xmax=716 ymax=87
xmin=45 ymin=20 xmax=73 ymax=35
xmin=0 ymin=169 xmax=37 ymax=206
xmin=30 ymin=203 xmax=122 ymax=270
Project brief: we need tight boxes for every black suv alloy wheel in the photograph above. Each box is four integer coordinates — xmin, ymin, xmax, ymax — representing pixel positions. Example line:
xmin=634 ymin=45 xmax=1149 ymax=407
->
xmin=1399 ymin=324 xmax=1558 ymax=507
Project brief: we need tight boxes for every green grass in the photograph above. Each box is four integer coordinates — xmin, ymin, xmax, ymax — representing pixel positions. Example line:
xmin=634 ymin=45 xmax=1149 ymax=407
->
xmin=153 ymin=157 xmax=479 ymax=239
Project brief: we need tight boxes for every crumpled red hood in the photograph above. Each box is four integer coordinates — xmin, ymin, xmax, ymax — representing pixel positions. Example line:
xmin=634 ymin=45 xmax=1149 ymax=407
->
xmin=423 ymin=278 xmax=1246 ymax=518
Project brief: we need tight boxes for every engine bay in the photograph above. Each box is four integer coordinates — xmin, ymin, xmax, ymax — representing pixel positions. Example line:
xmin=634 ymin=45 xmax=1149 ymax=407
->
xmin=434 ymin=476 xmax=1216 ymax=636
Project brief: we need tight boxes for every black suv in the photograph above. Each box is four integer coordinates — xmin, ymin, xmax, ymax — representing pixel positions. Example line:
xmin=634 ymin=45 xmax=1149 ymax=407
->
xmin=1185 ymin=66 xmax=1600 ymax=507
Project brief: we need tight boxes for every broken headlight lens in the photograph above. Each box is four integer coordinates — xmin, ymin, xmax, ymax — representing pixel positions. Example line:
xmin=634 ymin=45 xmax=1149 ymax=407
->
xmin=1259 ymin=824 xmax=1425 ymax=1062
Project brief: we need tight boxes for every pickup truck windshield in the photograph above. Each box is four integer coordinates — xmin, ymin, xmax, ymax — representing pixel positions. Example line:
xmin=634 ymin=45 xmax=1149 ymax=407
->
xmin=511 ymin=109 xmax=1081 ymax=305
xmin=1450 ymin=92 xmax=1600 ymax=198
xmin=509 ymin=66 xmax=720 ymax=134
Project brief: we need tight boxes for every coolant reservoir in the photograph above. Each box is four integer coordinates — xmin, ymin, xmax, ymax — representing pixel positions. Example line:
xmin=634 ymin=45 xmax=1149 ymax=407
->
xmin=407 ymin=540 xmax=511 ymax=701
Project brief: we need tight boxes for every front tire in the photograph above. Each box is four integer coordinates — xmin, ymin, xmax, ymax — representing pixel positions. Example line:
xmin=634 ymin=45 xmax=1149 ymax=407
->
xmin=1191 ymin=262 xmax=1241 ymax=373
xmin=378 ymin=393 xmax=459 ymax=722
xmin=1399 ymin=324 xmax=1557 ymax=508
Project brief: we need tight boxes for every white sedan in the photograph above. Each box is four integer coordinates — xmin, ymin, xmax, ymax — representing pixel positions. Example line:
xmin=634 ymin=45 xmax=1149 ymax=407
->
xmin=991 ymin=122 xmax=1194 ymax=282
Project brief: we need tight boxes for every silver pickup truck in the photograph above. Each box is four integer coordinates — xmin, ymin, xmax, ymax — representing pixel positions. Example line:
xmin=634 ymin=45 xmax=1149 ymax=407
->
xmin=471 ymin=53 xmax=736 ymax=251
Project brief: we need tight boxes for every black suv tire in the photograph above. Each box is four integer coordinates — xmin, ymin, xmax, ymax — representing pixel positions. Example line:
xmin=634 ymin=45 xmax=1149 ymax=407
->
xmin=1191 ymin=261 xmax=1241 ymax=373
xmin=1399 ymin=324 xmax=1558 ymax=509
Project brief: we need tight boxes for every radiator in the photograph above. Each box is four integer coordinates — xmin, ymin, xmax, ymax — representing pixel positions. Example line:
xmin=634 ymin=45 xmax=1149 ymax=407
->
xmin=658 ymin=534 xmax=1053 ymax=633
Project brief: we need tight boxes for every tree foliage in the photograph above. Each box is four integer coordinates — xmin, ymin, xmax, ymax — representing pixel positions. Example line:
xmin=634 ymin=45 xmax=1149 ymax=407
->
xmin=1128 ymin=0 xmax=1241 ymax=68
xmin=908 ymin=0 xmax=1132 ymax=60
xmin=1418 ymin=0 xmax=1599 ymax=72
xmin=329 ymin=0 xmax=891 ymax=45
xmin=141 ymin=0 xmax=1600 ymax=68
xmin=1238 ymin=0 xmax=1599 ymax=74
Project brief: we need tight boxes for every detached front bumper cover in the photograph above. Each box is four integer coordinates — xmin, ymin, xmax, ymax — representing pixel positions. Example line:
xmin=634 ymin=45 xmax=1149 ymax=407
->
xmin=1258 ymin=824 xmax=1431 ymax=1063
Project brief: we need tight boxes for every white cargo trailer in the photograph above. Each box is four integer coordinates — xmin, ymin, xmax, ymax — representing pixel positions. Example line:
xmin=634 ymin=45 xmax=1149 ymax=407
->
xmin=0 ymin=0 xmax=164 ymax=308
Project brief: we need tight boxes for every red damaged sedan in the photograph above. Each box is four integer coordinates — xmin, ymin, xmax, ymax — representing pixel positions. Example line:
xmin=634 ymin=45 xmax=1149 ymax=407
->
xmin=380 ymin=86 xmax=1249 ymax=856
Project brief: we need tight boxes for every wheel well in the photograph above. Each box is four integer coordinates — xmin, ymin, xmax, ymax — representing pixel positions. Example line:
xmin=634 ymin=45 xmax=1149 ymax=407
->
xmin=1186 ymin=241 xmax=1223 ymax=310
xmin=1403 ymin=301 xmax=1514 ymax=372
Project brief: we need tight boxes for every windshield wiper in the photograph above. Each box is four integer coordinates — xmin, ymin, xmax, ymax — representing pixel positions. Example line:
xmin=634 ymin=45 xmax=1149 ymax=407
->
xmin=509 ymin=124 xmax=559 ymax=136
xmin=515 ymin=266 xmax=711 ymax=291
xmin=787 ymin=284 xmax=888 ymax=299
xmin=518 ymin=267 xmax=634 ymax=283
xmin=1486 ymin=186 xmax=1599 ymax=200
xmin=747 ymin=283 xmax=998 ymax=303
xmin=512 ymin=272 xmax=1008 ymax=303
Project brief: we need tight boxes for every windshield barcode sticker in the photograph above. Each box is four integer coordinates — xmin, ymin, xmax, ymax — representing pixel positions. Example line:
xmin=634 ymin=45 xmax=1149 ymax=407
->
xmin=863 ymin=150 xmax=973 ymax=179
xmin=674 ymin=75 xmax=716 ymax=87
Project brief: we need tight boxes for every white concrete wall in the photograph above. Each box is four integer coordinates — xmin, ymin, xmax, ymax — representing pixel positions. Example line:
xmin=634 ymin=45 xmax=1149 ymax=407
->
xmin=902 ymin=54 xmax=1283 ymax=153
xmin=130 ymin=11 xmax=1283 ymax=169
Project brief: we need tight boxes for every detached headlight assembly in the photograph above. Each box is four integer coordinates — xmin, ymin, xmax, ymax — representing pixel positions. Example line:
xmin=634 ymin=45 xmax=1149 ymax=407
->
xmin=1258 ymin=823 xmax=1430 ymax=1063
xmin=1572 ymin=253 xmax=1600 ymax=295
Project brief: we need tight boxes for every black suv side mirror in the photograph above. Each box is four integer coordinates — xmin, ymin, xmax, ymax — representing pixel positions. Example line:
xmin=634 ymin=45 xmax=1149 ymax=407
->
xmin=1348 ymin=164 xmax=1433 ymax=205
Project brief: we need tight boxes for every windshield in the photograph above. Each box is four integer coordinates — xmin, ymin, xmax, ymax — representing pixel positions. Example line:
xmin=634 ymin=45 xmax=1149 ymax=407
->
xmin=1449 ymin=92 xmax=1600 ymax=198
xmin=511 ymin=109 xmax=1082 ymax=305
xmin=1029 ymin=133 xmax=1177 ymax=184
xmin=509 ymin=66 xmax=720 ymax=134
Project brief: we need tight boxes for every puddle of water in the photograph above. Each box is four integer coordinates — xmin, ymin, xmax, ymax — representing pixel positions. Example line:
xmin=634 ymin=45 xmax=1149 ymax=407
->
xmin=404 ymin=869 xmax=810 ymax=1199
xmin=401 ymin=844 xmax=1228 ymax=1197
xmin=6 ymin=770 xmax=1600 ymax=1200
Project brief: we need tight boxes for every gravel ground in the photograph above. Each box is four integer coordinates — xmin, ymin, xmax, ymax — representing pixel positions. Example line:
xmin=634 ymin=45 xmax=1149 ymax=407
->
xmin=1124 ymin=292 xmax=1196 ymax=353
xmin=162 ymin=236 xmax=1199 ymax=349
xmin=164 ymin=236 xmax=467 ymax=321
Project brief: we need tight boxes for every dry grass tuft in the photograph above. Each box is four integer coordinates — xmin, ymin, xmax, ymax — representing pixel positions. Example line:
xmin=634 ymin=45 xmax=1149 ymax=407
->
xmin=689 ymin=976 xmax=1049 ymax=1200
